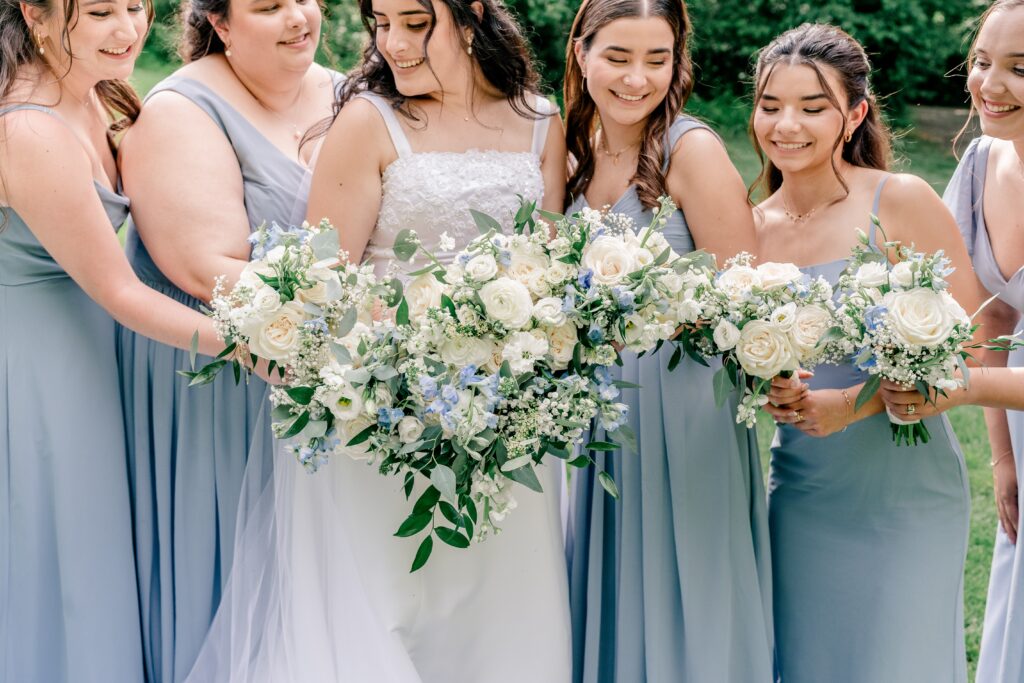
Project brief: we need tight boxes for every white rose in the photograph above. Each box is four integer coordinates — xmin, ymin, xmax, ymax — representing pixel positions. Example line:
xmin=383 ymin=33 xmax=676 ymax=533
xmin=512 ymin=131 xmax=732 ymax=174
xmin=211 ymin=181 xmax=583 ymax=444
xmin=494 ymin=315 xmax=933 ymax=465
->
xmin=756 ymin=262 xmax=803 ymax=290
xmin=713 ymin=319 xmax=741 ymax=351
xmin=582 ymin=236 xmax=637 ymax=285
xmin=507 ymin=248 xmax=550 ymax=295
xmin=533 ymin=297 xmax=567 ymax=326
xmin=717 ymin=265 xmax=762 ymax=301
xmin=546 ymin=322 xmax=578 ymax=370
xmin=789 ymin=305 xmax=833 ymax=360
xmin=249 ymin=285 xmax=283 ymax=322
xmin=883 ymin=289 xmax=956 ymax=347
xmin=890 ymin=261 xmax=916 ymax=288
xmin=854 ymin=261 xmax=888 ymax=288
xmin=405 ymin=273 xmax=445 ymax=319
xmin=238 ymin=260 xmax=276 ymax=289
xmin=502 ymin=330 xmax=549 ymax=373
xmin=244 ymin=300 xmax=305 ymax=363
xmin=440 ymin=335 xmax=494 ymax=368
xmin=465 ymin=254 xmax=498 ymax=282
xmin=544 ymin=260 xmax=576 ymax=285
xmin=335 ymin=415 xmax=375 ymax=461
xmin=940 ymin=290 xmax=970 ymax=325
xmin=397 ymin=416 xmax=425 ymax=444
xmin=770 ymin=302 xmax=799 ymax=331
xmin=296 ymin=266 xmax=338 ymax=305
xmin=735 ymin=320 xmax=799 ymax=379
xmin=480 ymin=277 xmax=533 ymax=330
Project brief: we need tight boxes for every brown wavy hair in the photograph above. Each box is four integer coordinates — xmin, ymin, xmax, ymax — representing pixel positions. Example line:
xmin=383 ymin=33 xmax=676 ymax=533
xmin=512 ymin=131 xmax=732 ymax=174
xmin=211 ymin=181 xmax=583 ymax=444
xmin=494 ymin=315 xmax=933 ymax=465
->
xmin=954 ymin=0 xmax=1024 ymax=152
xmin=563 ymin=0 xmax=693 ymax=209
xmin=332 ymin=0 xmax=543 ymax=125
xmin=749 ymin=23 xmax=892 ymax=200
xmin=0 ymin=0 xmax=151 ymax=130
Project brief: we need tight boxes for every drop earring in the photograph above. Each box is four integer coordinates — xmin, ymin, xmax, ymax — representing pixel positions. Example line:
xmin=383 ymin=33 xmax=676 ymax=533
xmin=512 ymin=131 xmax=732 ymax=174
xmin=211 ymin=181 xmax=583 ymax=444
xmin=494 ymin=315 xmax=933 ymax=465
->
xmin=467 ymin=41 xmax=473 ymax=56
xmin=224 ymin=39 xmax=232 ymax=57
xmin=34 ymin=31 xmax=45 ymax=55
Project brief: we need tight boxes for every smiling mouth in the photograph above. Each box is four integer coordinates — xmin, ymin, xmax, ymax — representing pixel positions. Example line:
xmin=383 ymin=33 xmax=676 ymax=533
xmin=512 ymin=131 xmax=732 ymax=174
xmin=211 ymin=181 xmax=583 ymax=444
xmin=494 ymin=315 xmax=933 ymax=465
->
xmin=99 ymin=46 xmax=131 ymax=56
xmin=612 ymin=91 xmax=647 ymax=102
xmin=395 ymin=57 xmax=425 ymax=69
xmin=280 ymin=33 xmax=309 ymax=45
xmin=984 ymin=100 xmax=1021 ymax=114
xmin=773 ymin=141 xmax=811 ymax=150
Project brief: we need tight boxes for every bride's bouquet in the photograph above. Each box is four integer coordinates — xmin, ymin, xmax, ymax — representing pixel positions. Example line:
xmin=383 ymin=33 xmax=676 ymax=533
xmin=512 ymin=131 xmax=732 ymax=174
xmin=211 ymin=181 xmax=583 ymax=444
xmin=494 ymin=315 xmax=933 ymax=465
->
xmin=826 ymin=219 xmax=973 ymax=446
xmin=675 ymin=253 xmax=837 ymax=427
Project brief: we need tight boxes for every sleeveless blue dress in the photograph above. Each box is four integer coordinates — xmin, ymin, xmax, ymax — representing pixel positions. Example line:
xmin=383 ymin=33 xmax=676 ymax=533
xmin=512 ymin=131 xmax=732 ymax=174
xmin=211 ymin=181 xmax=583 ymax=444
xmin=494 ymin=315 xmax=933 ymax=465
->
xmin=118 ymin=75 xmax=329 ymax=683
xmin=0 ymin=104 xmax=144 ymax=681
xmin=568 ymin=117 xmax=774 ymax=683
xmin=949 ymin=137 xmax=1024 ymax=683
xmin=769 ymin=178 xmax=970 ymax=682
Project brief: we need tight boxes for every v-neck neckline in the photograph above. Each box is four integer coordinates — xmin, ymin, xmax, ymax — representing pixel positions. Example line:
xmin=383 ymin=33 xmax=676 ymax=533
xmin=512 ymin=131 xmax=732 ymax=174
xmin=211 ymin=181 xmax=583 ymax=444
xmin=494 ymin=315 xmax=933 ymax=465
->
xmin=976 ymin=137 xmax=1024 ymax=287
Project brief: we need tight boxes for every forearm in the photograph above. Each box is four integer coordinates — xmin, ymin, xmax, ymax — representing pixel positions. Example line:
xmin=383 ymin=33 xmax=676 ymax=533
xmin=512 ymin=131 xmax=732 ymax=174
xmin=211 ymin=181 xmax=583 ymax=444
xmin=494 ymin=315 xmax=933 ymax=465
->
xmin=103 ymin=280 xmax=225 ymax=356
xmin=968 ymin=367 xmax=1024 ymax=411
xmin=846 ymin=380 xmax=887 ymax=423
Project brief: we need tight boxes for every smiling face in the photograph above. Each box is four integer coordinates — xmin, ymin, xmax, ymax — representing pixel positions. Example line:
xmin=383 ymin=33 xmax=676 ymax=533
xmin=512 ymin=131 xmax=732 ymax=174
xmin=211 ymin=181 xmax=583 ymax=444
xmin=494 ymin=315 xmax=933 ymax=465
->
xmin=372 ymin=0 xmax=470 ymax=98
xmin=576 ymin=16 xmax=674 ymax=130
xmin=215 ymin=0 xmax=320 ymax=73
xmin=967 ymin=5 xmax=1024 ymax=141
xmin=34 ymin=0 xmax=149 ymax=83
xmin=753 ymin=62 xmax=863 ymax=175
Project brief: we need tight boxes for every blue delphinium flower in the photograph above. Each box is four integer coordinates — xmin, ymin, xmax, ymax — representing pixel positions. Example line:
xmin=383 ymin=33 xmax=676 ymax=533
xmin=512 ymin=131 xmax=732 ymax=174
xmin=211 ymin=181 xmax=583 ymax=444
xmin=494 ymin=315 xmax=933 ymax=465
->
xmin=377 ymin=407 xmax=405 ymax=430
xmin=587 ymin=325 xmax=605 ymax=345
xmin=578 ymin=268 xmax=594 ymax=290
xmin=612 ymin=286 xmax=635 ymax=313
xmin=419 ymin=376 xmax=439 ymax=401
xmin=458 ymin=364 xmax=482 ymax=389
xmin=304 ymin=316 xmax=329 ymax=333
xmin=864 ymin=305 xmax=887 ymax=332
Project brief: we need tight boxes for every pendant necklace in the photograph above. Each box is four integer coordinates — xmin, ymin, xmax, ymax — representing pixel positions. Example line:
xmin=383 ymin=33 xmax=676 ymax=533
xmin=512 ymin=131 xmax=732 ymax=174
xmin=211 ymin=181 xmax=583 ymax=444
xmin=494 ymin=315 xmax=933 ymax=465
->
xmin=599 ymin=131 xmax=639 ymax=165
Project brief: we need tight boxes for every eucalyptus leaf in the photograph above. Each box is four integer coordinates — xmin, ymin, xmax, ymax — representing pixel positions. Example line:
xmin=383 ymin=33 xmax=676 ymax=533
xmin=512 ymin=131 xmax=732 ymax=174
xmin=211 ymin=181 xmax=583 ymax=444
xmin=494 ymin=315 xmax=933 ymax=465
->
xmin=335 ymin=307 xmax=358 ymax=338
xmin=712 ymin=366 xmax=732 ymax=407
xmin=392 ymin=229 xmax=419 ymax=262
xmin=189 ymin=330 xmax=200 ymax=370
xmin=503 ymin=462 xmax=543 ymax=493
xmin=469 ymin=209 xmax=502 ymax=235
xmin=500 ymin=454 xmax=533 ymax=471
xmin=430 ymin=465 xmax=458 ymax=504
xmin=310 ymin=228 xmax=340 ymax=260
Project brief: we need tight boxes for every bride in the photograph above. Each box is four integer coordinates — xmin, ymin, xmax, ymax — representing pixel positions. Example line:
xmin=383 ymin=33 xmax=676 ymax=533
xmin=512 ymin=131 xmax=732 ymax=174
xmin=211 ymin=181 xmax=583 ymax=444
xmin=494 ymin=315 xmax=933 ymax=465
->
xmin=185 ymin=0 xmax=570 ymax=680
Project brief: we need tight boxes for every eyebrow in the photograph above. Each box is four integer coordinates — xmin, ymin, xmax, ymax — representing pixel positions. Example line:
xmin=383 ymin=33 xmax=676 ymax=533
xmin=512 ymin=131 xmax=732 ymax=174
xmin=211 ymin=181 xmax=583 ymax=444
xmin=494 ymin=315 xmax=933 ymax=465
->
xmin=603 ymin=45 xmax=672 ymax=55
xmin=976 ymin=48 xmax=1024 ymax=59
xmin=760 ymin=93 xmax=828 ymax=101
xmin=82 ymin=0 xmax=112 ymax=5
xmin=371 ymin=9 xmax=430 ymax=15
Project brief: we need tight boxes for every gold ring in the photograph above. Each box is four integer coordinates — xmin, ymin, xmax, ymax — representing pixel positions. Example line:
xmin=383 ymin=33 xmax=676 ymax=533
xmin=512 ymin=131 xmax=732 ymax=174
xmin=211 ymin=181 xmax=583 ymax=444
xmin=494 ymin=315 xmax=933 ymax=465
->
xmin=794 ymin=412 xmax=806 ymax=423
xmin=907 ymin=404 xmax=917 ymax=416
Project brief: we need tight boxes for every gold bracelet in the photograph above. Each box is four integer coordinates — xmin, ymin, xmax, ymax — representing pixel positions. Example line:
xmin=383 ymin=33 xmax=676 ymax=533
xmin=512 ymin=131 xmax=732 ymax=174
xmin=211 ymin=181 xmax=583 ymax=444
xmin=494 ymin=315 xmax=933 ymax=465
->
xmin=840 ymin=388 xmax=853 ymax=433
xmin=991 ymin=451 xmax=1015 ymax=468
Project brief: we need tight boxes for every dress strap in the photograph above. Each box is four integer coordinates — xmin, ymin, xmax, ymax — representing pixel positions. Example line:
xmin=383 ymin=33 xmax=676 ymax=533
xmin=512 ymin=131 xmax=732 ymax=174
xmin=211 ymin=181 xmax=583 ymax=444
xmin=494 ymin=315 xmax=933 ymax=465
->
xmin=145 ymin=76 xmax=241 ymax=140
xmin=531 ymin=95 xmax=553 ymax=157
xmin=662 ymin=116 xmax=717 ymax=173
xmin=355 ymin=92 xmax=412 ymax=157
xmin=868 ymin=174 xmax=891 ymax=247
xmin=0 ymin=103 xmax=92 ymax=151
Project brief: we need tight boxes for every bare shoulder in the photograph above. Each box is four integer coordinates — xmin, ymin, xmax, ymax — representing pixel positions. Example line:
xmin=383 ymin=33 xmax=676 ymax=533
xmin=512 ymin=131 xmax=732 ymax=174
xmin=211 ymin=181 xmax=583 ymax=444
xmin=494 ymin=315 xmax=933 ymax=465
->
xmin=669 ymin=126 xmax=730 ymax=174
xmin=879 ymin=171 xmax=940 ymax=204
xmin=0 ymin=108 xmax=89 ymax=169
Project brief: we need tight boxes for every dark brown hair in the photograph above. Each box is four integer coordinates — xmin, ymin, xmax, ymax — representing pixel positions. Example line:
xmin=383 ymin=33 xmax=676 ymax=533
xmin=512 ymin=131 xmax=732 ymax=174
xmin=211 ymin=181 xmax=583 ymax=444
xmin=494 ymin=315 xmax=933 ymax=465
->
xmin=563 ymin=0 xmax=693 ymax=209
xmin=749 ymin=23 xmax=892 ymax=199
xmin=0 ymin=0 xmax=150 ymax=130
xmin=955 ymin=0 xmax=1024 ymax=151
xmin=333 ymin=0 xmax=543 ymax=123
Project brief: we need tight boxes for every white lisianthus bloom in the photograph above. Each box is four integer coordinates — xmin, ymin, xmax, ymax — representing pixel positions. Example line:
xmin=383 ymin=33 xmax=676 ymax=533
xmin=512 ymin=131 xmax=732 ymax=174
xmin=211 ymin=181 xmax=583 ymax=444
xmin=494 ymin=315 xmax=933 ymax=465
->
xmin=883 ymin=288 xmax=957 ymax=347
xmin=756 ymin=261 xmax=803 ymax=290
xmin=322 ymin=378 xmax=365 ymax=422
xmin=547 ymin=237 xmax=571 ymax=257
xmin=632 ymin=247 xmax=655 ymax=268
xmin=480 ymin=277 xmax=533 ymax=330
xmin=335 ymin=415 xmax=375 ymax=461
xmin=405 ymin=273 xmax=445 ymax=319
xmin=263 ymin=245 xmax=287 ymax=264
xmin=675 ymin=298 xmax=702 ymax=324
xmin=465 ymin=254 xmax=499 ymax=282
xmin=502 ymin=330 xmax=549 ymax=373
xmin=622 ymin=313 xmax=647 ymax=348
xmin=533 ymin=297 xmax=567 ymax=326
xmin=582 ymin=236 xmax=638 ymax=285
xmin=641 ymin=229 xmax=670 ymax=254
xmin=770 ymin=302 xmax=799 ymax=331
xmin=789 ymin=304 xmax=833 ymax=360
xmin=244 ymin=300 xmax=305 ymax=362
xmin=735 ymin=320 xmax=799 ymax=379
xmin=397 ymin=416 xmax=425 ymax=444
xmin=440 ymin=335 xmax=494 ymax=368
xmin=713 ymin=319 xmax=741 ymax=351
xmin=546 ymin=322 xmax=578 ymax=370
xmin=717 ymin=265 xmax=762 ymax=301
xmin=854 ymin=261 xmax=888 ymax=288
xmin=890 ymin=261 xmax=916 ymax=288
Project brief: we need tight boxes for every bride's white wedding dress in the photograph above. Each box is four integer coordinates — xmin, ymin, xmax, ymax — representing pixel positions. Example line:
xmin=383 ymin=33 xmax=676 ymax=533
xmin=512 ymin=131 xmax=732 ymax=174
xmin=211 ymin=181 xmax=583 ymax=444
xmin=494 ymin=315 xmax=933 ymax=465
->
xmin=185 ymin=91 xmax=571 ymax=683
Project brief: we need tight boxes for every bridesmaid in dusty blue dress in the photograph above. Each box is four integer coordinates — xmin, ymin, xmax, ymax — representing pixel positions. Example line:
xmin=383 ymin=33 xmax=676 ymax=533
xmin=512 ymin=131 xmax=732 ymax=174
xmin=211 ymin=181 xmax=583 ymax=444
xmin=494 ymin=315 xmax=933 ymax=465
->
xmin=754 ymin=25 xmax=984 ymax=682
xmin=945 ymin=4 xmax=1024 ymax=680
xmin=564 ymin=1 xmax=774 ymax=680
xmin=0 ymin=4 xmax=233 ymax=679
xmin=117 ymin=1 xmax=340 ymax=679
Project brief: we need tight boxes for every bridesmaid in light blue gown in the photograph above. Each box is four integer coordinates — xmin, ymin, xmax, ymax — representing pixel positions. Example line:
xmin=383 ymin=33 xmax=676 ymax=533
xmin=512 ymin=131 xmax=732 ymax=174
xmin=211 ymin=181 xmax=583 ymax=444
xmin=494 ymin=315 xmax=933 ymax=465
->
xmin=0 ymin=1 xmax=234 ymax=679
xmin=944 ymin=3 xmax=1024 ymax=681
xmin=117 ymin=1 xmax=340 ymax=679
xmin=563 ymin=1 xmax=774 ymax=680
xmin=754 ymin=24 xmax=984 ymax=683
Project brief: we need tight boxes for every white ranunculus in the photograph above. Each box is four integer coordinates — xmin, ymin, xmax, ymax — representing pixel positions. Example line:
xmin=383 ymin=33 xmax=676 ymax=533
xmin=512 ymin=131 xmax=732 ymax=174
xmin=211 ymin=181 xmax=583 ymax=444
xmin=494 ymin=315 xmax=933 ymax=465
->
xmin=770 ymin=302 xmax=799 ymax=331
xmin=465 ymin=254 xmax=499 ymax=282
xmin=335 ymin=415 xmax=375 ymax=461
xmin=717 ymin=265 xmax=762 ymax=301
xmin=544 ymin=259 xmax=576 ymax=285
xmin=582 ymin=236 xmax=637 ymax=285
xmin=890 ymin=260 xmax=916 ymax=288
xmin=735 ymin=320 xmax=798 ymax=379
xmin=854 ymin=261 xmax=888 ymax=288
xmin=405 ymin=273 xmax=445 ymax=319
xmin=440 ymin=335 xmax=494 ymax=368
xmin=713 ymin=319 xmax=741 ymax=351
xmin=546 ymin=322 xmax=578 ymax=370
xmin=323 ymin=378 xmax=364 ymax=422
xmin=397 ymin=416 xmax=425 ymax=444
xmin=502 ymin=330 xmax=549 ymax=373
xmin=533 ymin=297 xmax=567 ymax=326
xmin=756 ymin=261 xmax=803 ymax=290
xmin=789 ymin=304 xmax=833 ymax=360
xmin=244 ymin=300 xmax=305 ymax=362
xmin=675 ymin=299 xmax=702 ymax=324
xmin=507 ymin=248 xmax=550 ymax=295
xmin=883 ymin=288 xmax=957 ymax=347
xmin=480 ymin=277 xmax=533 ymax=330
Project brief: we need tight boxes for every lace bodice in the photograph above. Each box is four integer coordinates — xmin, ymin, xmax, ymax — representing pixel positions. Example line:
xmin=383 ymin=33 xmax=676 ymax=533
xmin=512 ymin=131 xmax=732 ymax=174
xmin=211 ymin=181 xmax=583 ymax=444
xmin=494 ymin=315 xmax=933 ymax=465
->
xmin=357 ymin=92 xmax=552 ymax=277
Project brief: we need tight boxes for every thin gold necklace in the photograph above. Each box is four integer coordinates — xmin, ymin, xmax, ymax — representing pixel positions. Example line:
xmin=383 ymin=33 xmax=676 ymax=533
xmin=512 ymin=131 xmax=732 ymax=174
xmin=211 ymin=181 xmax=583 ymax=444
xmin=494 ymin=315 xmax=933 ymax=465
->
xmin=234 ymin=66 xmax=306 ymax=141
xmin=781 ymin=190 xmax=842 ymax=223
xmin=598 ymin=132 xmax=639 ymax=165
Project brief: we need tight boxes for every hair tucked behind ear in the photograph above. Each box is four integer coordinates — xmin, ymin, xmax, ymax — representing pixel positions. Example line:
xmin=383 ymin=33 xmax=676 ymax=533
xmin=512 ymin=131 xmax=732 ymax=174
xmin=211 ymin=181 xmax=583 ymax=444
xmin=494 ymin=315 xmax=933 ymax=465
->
xmin=563 ymin=0 xmax=693 ymax=209
xmin=748 ymin=23 xmax=892 ymax=201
